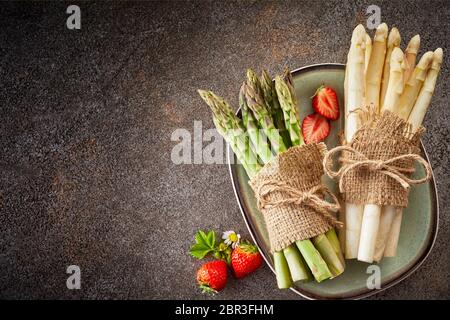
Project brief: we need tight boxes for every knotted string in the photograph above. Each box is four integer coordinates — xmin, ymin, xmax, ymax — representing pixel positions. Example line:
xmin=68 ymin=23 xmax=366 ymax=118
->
xmin=323 ymin=145 xmax=432 ymax=193
xmin=254 ymin=180 xmax=343 ymax=228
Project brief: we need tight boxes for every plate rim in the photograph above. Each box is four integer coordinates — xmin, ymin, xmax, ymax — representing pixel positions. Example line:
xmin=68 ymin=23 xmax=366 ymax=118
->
xmin=227 ymin=62 xmax=440 ymax=300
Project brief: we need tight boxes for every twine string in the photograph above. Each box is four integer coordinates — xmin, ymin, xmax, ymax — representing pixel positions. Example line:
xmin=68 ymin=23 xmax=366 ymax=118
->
xmin=323 ymin=145 xmax=432 ymax=193
xmin=255 ymin=180 xmax=343 ymax=228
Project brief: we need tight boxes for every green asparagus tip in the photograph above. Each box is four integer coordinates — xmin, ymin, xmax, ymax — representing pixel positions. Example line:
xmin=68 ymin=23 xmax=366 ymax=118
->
xmin=261 ymin=69 xmax=271 ymax=83
xmin=238 ymin=83 xmax=247 ymax=106
xmin=246 ymin=68 xmax=261 ymax=88
xmin=246 ymin=68 xmax=257 ymax=79
xmin=197 ymin=89 xmax=206 ymax=97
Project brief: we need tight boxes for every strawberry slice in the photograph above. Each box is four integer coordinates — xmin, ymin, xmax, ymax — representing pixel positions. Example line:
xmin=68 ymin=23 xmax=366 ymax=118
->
xmin=312 ymin=86 xmax=340 ymax=120
xmin=302 ymin=113 xmax=330 ymax=144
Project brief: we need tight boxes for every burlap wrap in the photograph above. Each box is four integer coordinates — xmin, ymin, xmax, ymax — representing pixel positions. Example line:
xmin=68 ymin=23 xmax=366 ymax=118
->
xmin=249 ymin=143 xmax=341 ymax=253
xmin=323 ymin=108 xmax=431 ymax=207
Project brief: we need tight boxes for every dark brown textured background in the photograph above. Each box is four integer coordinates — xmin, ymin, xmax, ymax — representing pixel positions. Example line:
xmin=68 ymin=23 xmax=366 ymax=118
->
xmin=0 ymin=0 xmax=449 ymax=299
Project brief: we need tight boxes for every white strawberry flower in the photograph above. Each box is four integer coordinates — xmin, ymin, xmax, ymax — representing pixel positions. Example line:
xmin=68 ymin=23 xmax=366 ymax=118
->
xmin=222 ymin=230 xmax=241 ymax=248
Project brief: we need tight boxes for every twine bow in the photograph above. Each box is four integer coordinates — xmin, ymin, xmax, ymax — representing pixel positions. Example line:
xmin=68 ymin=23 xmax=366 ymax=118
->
xmin=255 ymin=180 xmax=343 ymax=228
xmin=323 ymin=145 xmax=432 ymax=192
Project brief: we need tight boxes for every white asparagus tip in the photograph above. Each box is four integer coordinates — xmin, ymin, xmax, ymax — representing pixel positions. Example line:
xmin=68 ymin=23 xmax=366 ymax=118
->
xmin=405 ymin=35 xmax=421 ymax=54
xmin=390 ymin=47 xmax=405 ymax=71
xmin=416 ymin=51 xmax=434 ymax=71
xmin=373 ymin=23 xmax=388 ymax=42
xmin=387 ymin=27 xmax=401 ymax=47
xmin=433 ymin=48 xmax=444 ymax=66
xmin=352 ymin=24 xmax=366 ymax=44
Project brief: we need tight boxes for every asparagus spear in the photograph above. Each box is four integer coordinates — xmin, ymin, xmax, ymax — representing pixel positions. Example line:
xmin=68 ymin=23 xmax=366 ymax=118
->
xmin=244 ymin=76 xmax=287 ymax=154
xmin=396 ymin=51 xmax=434 ymax=119
xmin=403 ymin=35 xmax=421 ymax=85
xmin=295 ymin=239 xmax=331 ymax=283
xmin=364 ymin=33 xmax=372 ymax=74
xmin=239 ymin=83 xmax=273 ymax=164
xmin=260 ymin=69 xmax=291 ymax=147
xmin=344 ymin=24 xmax=366 ymax=259
xmin=274 ymin=251 xmax=293 ymax=289
xmin=275 ymin=74 xmax=304 ymax=146
xmin=325 ymin=228 xmax=345 ymax=266
xmin=380 ymin=27 xmax=401 ymax=109
xmin=373 ymin=205 xmax=397 ymax=262
xmin=365 ymin=23 xmax=388 ymax=112
xmin=341 ymin=46 xmax=353 ymax=253
xmin=283 ymin=244 xmax=312 ymax=282
xmin=382 ymin=47 xmax=406 ymax=112
xmin=358 ymin=204 xmax=382 ymax=263
xmin=313 ymin=234 xmax=345 ymax=277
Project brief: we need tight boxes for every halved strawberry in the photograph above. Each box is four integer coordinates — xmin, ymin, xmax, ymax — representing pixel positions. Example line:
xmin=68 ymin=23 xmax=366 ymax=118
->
xmin=312 ymin=86 xmax=340 ymax=120
xmin=302 ymin=113 xmax=330 ymax=144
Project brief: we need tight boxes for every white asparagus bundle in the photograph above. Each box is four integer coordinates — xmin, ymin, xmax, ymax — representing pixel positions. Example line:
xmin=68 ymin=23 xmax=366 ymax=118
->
xmin=359 ymin=50 xmax=433 ymax=263
xmin=344 ymin=24 xmax=366 ymax=259
xmin=342 ymin=23 xmax=443 ymax=263
xmin=384 ymin=48 xmax=443 ymax=257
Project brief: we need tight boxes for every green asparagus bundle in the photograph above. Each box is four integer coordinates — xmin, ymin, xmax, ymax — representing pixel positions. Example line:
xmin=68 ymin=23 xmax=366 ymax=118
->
xmin=198 ymin=68 xmax=344 ymax=288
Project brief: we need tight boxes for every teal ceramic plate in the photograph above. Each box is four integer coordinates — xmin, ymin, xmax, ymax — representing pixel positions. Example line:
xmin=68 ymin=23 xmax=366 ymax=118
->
xmin=228 ymin=64 xmax=439 ymax=300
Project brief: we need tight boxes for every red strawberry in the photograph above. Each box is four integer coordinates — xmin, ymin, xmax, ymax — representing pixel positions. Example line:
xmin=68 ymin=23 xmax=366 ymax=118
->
xmin=302 ymin=113 xmax=330 ymax=144
xmin=312 ymin=86 xmax=340 ymax=120
xmin=196 ymin=260 xmax=228 ymax=293
xmin=231 ymin=241 xmax=263 ymax=279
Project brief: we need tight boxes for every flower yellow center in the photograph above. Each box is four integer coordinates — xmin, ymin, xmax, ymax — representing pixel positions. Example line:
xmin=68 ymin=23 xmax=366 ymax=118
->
xmin=229 ymin=233 xmax=238 ymax=242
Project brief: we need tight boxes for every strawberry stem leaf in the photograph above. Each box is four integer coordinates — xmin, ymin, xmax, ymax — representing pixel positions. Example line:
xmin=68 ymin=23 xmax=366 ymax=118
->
xmin=198 ymin=284 xmax=218 ymax=295
xmin=190 ymin=230 xmax=217 ymax=259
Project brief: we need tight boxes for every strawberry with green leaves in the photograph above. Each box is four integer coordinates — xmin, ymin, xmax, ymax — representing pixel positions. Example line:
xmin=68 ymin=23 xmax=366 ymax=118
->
xmin=231 ymin=241 xmax=263 ymax=279
xmin=190 ymin=230 xmax=262 ymax=293
xmin=197 ymin=260 xmax=228 ymax=293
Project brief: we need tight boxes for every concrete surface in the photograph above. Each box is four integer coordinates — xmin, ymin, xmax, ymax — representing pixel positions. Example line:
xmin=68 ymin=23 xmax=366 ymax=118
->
xmin=0 ymin=0 xmax=449 ymax=299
